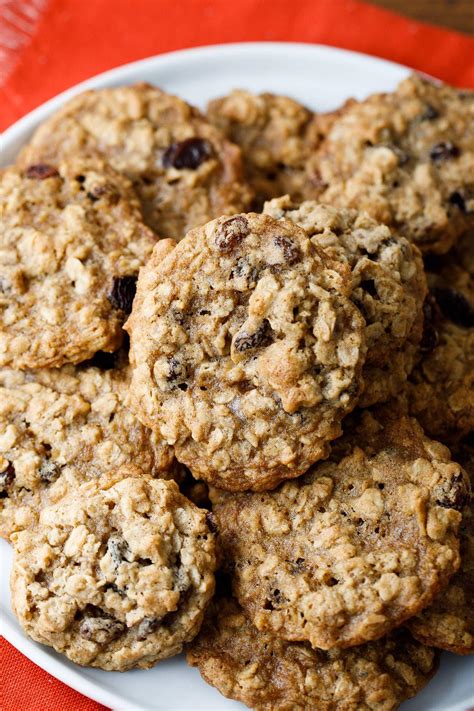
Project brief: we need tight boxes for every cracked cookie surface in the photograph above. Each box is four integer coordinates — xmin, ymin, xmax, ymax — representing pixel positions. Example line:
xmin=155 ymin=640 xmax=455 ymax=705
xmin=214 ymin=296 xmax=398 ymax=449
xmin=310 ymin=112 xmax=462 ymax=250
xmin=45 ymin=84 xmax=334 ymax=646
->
xmin=126 ymin=212 xmax=366 ymax=491
xmin=187 ymin=596 xmax=439 ymax=711
xmin=310 ymin=75 xmax=474 ymax=254
xmin=264 ymin=197 xmax=426 ymax=406
xmin=19 ymin=84 xmax=252 ymax=239
xmin=406 ymin=231 xmax=474 ymax=443
xmin=408 ymin=439 xmax=474 ymax=655
xmin=0 ymin=354 xmax=175 ymax=540
xmin=10 ymin=475 xmax=216 ymax=670
xmin=0 ymin=160 xmax=157 ymax=369
xmin=207 ymin=91 xmax=321 ymax=208
xmin=211 ymin=412 xmax=467 ymax=649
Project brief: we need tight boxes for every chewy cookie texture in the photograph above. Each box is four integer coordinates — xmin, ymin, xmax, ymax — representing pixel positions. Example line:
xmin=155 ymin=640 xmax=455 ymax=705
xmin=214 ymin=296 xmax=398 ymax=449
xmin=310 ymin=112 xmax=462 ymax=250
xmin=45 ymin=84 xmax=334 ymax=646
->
xmin=309 ymin=75 xmax=474 ymax=254
xmin=19 ymin=83 xmax=252 ymax=240
xmin=1 ymin=72 xmax=473 ymax=699
xmin=0 ymin=160 xmax=156 ymax=369
xmin=187 ymin=596 xmax=439 ymax=711
xmin=210 ymin=412 xmax=467 ymax=649
xmin=207 ymin=90 xmax=321 ymax=208
xmin=11 ymin=476 xmax=217 ymax=671
xmin=0 ymin=355 xmax=175 ymax=540
xmin=126 ymin=212 xmax=366 ymax=491
xmin=264 ymin=196 xmax=427 ymax=407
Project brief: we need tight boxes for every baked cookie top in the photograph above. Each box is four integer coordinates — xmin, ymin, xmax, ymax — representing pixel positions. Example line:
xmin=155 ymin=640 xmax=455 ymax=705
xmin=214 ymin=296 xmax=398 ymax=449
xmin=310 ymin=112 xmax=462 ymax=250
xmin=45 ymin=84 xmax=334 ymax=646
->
xmin=207 ymin=90 xmax=320 ymax=208
xmin=310 ymin=75 xmax=474 ymax=254
xmin=126 ymin=212 xmax=366 ymax=491
xmin=0 ymin=160 xmax=157 ymax=369
xmin=406 ymin=231 xmax=474 ymax=443
xmin=408 ymin=439 xmax=474 ymax=655
xmin=187 ymin=596 xmax=439 ymax=711
xmin=19 ymin=84 xmax=252 ymax=239
xmin=11 ymin=475 xmax=216 ymax=671
xmin=264 ymin=196 xmax=426 ymax=406
xmin=211 ymin=412 xmax=467 ymax=649
xmin=0 ymin=354 xmax=175 ymax=540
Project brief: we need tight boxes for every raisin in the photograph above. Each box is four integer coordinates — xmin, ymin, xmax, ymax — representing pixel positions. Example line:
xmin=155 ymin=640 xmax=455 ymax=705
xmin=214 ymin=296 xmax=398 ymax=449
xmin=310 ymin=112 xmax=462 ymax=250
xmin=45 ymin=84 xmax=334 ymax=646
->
xmin=136 ymin=617 xmax=159 ymax=640
xmin=420 ymin=104 xmax=439 ymax=121
xmin=108 ymin=276 xmax=137 ymax=313
xmin=449 ymin=191 xmax=466 ymax=213
xmin=273 ymin=235 xmax=301 ymax=265
xmin=79 ymin=616 xmax=124 ymax=643
xmin=25 ymin=164 xmax=59 ymax=180
xmin=215 ymin=216 xmax=250 ymax=253
xmin=0 ymin=463 xmax=15 ymax=495
xmin=432 ymin=287 xmax=474 ymax=328
xmin=205 ymin=511 xmax=218 ymax=533
xmin=107 ymin=536 xmax=130 ymax=569
xmin=104 ymin=583 xmax=126 ymax=597
xmin=230 ymin=257 xmax=258 ymax=285
xmin=429 ymin=142 xmax=460 ymax=162
xmin=234 ymin=319 xmax=273 ymax=353
xmin=162 ymin=138 xmax=211 ymax=170
xmin=289 ymin=557 xmax=306 ymax=574
xmin=436 ymin=472 xmax=469 ymax=512
xmin=39 ymin=461 xmax=61 ymax=484
xmin=168 ymin=356 xmax=187 ymax=382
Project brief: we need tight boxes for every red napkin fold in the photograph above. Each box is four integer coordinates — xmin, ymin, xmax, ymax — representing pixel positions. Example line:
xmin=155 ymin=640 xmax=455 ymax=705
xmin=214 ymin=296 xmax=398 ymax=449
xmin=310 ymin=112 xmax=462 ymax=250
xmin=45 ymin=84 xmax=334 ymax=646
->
xmin=1 ymin=1 xmax=473 ymax=709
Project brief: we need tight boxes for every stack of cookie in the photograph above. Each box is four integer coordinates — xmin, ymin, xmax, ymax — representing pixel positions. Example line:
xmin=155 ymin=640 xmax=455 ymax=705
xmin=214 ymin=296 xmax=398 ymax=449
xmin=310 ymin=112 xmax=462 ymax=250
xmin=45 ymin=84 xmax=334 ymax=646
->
xmin=1 ymin=75 xmax=472 ymax=707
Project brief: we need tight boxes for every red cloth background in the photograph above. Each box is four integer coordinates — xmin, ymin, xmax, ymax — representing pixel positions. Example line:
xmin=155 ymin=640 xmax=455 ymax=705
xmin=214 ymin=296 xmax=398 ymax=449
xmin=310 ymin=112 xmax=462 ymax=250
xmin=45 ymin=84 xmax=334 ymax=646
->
xmin=1 ymin=1 xmax=473 ymax=709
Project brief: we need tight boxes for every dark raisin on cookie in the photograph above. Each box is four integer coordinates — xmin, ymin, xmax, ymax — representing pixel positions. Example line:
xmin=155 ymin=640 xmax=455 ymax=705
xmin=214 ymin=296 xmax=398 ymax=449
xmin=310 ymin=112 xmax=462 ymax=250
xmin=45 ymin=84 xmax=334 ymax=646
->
xmin=429 ymin=142 xmax=460 ymax=162
xmin=205 ymin=511 xmax=218 ymax=534
xmin=436 ymin=472 xmax=469 ymax=512
xmin=273 ymin=235 xmax=302 ymax=265
xmin=432 ymin=287 xmax=474 ymax=328
xmin=168 ymin=356 xmax=187 ymax=382
xmin=136 ymin=616 xmax=159 ymax=640
xmin=107 ymin=536 xmax=131 ymax=570
xmin=234 ymin=319 xmax=274 ymax=353
xmin=25 ymin=164 xmax=60 ymax=180
xmin=38 ymin=461 xmax=61 ymax=484
xmin=162 ymin=138 xmax=211 ymax=170
xmin=79 ymin=614 xmax=125 ymax=643
xmin=108 ymin=276 xmax=138 ymax=313
xmin=215 ymin=216 xmax=250 ymax=253
xmin=0 ymin=463 xmax=15 ymax=497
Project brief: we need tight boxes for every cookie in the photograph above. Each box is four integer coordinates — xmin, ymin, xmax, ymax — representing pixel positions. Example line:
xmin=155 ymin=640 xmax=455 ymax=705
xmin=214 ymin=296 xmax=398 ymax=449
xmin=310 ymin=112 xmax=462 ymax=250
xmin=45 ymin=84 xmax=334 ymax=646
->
xmin=406 ymin=231 xmax=474 ymax=443
xmin=0 ymin=354 xmax=175 ymax=540
xmin=310 ymin=75 xmax=474 ymax=254
xmin=19 ymin=83 xmax=252 ymax=239
xmin=0 ymin=160 xmax=157 ymax=369
xmin=207 ymin=91 xmax=321 ymax=208
xmin=10 ymin=475 xmax=216 ymax=671
xmin=187 ymin=596 xmax=439 ymax=711
xmin=126 ymin=212 xmax=366 ymax=491
xmin=211 ymin=412 xmax=467 ymax=649
xmin=264 ymin=196 xmax=427 ymax=406
xmin=408 ymin=439 xmax=474 ymax=655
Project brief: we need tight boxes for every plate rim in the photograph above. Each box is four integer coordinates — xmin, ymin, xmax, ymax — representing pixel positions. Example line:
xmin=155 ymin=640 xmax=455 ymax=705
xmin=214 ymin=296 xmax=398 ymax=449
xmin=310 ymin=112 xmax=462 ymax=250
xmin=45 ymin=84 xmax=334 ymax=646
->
xmin=1 ymin=40 xmax=472 ymax=711
xmin=1 ymin=41 xmax=412 ymax=150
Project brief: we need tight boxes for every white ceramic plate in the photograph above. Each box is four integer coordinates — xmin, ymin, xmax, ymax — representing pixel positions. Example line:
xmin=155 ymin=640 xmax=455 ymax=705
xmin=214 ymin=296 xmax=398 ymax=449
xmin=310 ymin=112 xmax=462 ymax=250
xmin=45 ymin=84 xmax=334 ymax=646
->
xmin=1 ymin=42 xmax=473 ymax=711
